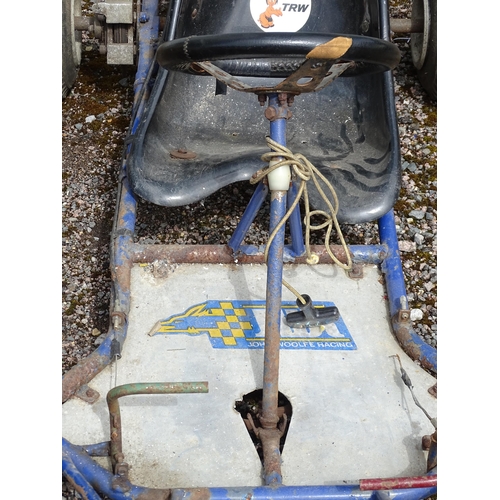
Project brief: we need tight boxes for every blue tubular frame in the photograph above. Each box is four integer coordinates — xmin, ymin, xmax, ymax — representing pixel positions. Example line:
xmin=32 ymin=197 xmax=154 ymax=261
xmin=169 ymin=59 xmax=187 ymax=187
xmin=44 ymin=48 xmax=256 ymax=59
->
xmin=63 ymin=438 xmax=437 ymax=500
xmin=63 ymin=0 xmax=437 ymax=497
xmin=228 ymin=181 xmax=269 ymax=253
xmin=378 ymin=210 xmax=437 ymax=373
xmin=62 ymin=0 xmax=160 ymax=404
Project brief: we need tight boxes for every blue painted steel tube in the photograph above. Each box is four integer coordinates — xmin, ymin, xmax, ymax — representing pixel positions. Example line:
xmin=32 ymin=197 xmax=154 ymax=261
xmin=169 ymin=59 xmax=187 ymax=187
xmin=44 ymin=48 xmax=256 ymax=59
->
xmin=260 ymin=93 xmax=289 ymax=486
xmin=228 ymin=181 xmax=269 ymax=253
xmin=378 ymin=210 xmax=437 ymax=372
xmin=64 ymin=437 xmax=436 ymax=500
xmin=130 ymin=0 xmax=160 ymax=132
xmin=287 ymin=181 xmax=306 ymax=256
xmin=62 ymin=0 xmax=158 ymax=404
xmin=63 ymin=438 xmax=155 ymax=500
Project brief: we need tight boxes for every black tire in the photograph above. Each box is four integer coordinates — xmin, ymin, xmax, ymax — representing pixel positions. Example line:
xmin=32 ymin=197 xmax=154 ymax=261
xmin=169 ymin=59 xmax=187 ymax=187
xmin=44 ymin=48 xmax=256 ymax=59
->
xmin=410 ymin=0 xmax=437 ymax=100
xmin=62 ymin=0 xmax=82 ymax=98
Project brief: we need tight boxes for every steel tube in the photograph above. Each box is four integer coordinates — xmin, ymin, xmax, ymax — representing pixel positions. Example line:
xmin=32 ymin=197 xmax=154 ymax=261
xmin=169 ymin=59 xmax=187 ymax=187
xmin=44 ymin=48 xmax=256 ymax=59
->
xmin=131 ymin=243 xmax=386 ymax=265
xmin=360 ymin=475 xmax=437 ymax=490
xmin=261 ymin=190 xmax=287 ymax=430
xmin=228 ymin=181 xmax=269 ymax=253
xmin=390 ymin=18 xmax=424 ymax=34
xmin=107 ymin=382 xmax=208 ymax=465
xmin=132 ymin=0 xmax=161 ymax=124
xmin=62 ymin=0 xmax=160 ymax=404
xmin=378 ymin=210 xmax=437 ymax=372
xmin=63 ymin=439 xmax=438 ymax=500
xmin=287 ymin=182 xmax=306 ymax=257
xmin=259 ymin=93 xmax=290 ymax=485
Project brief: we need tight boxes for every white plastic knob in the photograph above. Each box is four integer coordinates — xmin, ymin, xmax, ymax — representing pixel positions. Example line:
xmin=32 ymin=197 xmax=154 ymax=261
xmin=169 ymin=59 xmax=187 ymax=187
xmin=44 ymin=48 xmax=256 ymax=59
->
xmin=267 ymin=159 xmax=291 ymax=191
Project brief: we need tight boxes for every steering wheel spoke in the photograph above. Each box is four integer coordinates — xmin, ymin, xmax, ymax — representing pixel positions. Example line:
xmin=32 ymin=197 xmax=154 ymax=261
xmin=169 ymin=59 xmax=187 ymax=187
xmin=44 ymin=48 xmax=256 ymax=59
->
xmin=156 ymin=33 xmax=401 ymax=85
xmin=195 ymin=59 xmax=355 ymax=94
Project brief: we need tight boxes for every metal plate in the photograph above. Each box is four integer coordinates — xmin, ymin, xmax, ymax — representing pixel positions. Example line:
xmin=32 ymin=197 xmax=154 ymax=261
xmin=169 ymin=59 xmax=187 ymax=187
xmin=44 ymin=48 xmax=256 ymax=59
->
xmin=62 ymin=262 xmax=437 ymax=489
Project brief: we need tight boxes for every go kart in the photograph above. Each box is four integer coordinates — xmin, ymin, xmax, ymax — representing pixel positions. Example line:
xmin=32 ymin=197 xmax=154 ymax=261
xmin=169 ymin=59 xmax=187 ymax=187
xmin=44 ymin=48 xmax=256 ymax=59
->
xmin=62 ymin=0 xmax=437 ymax=498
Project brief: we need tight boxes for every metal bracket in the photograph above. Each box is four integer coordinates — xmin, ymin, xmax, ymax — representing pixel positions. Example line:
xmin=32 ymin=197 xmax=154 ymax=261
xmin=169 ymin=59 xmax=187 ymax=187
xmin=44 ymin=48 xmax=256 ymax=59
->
xmin=93 ymin=0 xmax=133 ymax=24
xmin=74 ymin=384 xmax=100 ymax=404
xmin=347 ymin=263 xmax=364 ymax=279
xmin=92 ymin=0 xmax=135 ymax=64
xmin=285 ymin=294 xmax=339 ymax=328
xmin=194 ymin=60 xmax=355 ymax=95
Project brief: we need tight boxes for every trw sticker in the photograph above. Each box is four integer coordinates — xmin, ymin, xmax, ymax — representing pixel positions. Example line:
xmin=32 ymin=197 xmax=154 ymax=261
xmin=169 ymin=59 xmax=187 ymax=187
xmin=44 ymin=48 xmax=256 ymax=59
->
xmin=250 ymin=0 xmax=312 ymax=32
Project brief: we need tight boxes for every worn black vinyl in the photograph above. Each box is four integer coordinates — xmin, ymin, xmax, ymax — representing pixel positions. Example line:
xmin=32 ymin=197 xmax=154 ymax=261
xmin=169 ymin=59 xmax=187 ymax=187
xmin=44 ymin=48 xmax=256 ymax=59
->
xmin=127 ymin=0 xmax=402 ymax=224
xmin=156 ymin=32 xmax=401 ymax=77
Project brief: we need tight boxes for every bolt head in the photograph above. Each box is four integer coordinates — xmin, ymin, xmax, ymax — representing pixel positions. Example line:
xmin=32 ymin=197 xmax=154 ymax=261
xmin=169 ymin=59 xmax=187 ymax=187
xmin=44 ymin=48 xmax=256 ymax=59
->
xmin=264 ymin=107 xmax=277 ymax=121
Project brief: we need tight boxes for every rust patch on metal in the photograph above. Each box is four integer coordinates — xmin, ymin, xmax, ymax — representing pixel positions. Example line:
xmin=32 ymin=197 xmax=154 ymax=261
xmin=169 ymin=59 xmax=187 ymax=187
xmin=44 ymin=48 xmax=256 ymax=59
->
xmin=170 ymin=148 xmax=197 ymax=159
xmin=347 ymin=263 xmax=363 ymax=279
xmin=306 ymin=36 xmax=353 ymax=60
xmin=428 ymin=383 xmax=437 ymax=398
xmin=64 ymin=475 xmax=90 ymax=500
xmin=137 ymin=489 xmax=172 ymax=500
xmin=136 ymin=489 xmax=172 ymax=500
xmin=392 ymin=320 xmax=434 ymax=372
xmin=62 ymin=351 xmax=110 ymax=403
xmin=131 ymin=243 xmax=357 ymax=266
xmin=174 ymin=488 xmax=211 ymax=500
xmin=74 ymin=384 xmax=100 ymax=404
xmin=421 ymin=434 xmax=432 ymax=451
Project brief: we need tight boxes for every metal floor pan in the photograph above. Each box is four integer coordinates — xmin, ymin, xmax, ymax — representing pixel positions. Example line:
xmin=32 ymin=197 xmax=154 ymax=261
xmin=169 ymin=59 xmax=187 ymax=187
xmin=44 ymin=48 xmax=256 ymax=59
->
xmin=62 ymin=262 xmax=437 ymax=489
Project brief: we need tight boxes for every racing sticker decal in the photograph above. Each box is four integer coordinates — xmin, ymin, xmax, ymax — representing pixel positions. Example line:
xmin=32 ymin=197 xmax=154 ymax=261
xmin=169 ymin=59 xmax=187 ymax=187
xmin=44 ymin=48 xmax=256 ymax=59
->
xmin=250 ymin=0 xmax=312 ymax=32
xmin=150 ymin=300 xmax=356 ymax=350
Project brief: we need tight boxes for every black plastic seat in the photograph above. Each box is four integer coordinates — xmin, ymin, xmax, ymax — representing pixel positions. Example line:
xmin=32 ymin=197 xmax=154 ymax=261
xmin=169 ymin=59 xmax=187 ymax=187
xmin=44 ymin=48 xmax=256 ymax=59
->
xmin=127 ymin=0 xmax=401 ymax=224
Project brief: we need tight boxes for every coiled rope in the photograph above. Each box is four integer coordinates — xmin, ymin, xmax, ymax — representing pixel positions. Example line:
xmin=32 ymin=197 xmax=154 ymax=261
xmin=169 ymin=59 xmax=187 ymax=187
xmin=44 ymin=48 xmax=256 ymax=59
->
xmin=250 ymin=136 xmax=352 ymax=304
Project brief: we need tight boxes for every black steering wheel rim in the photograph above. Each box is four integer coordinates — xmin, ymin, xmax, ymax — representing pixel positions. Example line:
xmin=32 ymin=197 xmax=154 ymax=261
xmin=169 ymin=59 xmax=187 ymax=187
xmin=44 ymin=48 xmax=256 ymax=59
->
xmin=156 ymin=32 xmax=400 ymax=78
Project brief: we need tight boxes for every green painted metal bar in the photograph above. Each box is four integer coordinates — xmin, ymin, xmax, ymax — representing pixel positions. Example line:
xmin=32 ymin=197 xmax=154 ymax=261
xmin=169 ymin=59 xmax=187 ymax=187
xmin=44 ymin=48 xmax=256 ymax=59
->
xmin=107 ymin=382 xmax=209 ymax=471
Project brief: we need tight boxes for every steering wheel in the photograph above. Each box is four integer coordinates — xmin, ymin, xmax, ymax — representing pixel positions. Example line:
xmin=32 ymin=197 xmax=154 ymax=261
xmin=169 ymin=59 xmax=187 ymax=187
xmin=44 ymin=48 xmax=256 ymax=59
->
xmin=156 ymin=32 xmax=401 ymax=79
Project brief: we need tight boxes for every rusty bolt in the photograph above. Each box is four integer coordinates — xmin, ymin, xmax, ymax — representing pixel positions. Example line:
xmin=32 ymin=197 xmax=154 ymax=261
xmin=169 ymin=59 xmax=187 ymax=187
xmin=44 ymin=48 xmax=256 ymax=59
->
xmin=397 ymin=309 xmax=410 ymax=322
xmin=422 ymin=434 xmax=432 ymax=450
xmin=264 ymin=106 xmax=277 ymax=121
xmin=287 ymin=95 xmax=295 ymax=106
xmin=170 ymin=148 xmax=197 ymax=159
xmin=258 ymin=94 xmax=267 ymax=106
xmin=115 ymin=462 xmax=129 ymax=477
xmin=348 ymin=264 xmax=363 ymax=279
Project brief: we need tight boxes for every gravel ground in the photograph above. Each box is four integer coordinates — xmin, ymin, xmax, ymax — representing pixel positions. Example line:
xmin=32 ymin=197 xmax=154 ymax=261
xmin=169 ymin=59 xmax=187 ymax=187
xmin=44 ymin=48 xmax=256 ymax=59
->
xmin=62 ymin=3 xmax=437 ymax=497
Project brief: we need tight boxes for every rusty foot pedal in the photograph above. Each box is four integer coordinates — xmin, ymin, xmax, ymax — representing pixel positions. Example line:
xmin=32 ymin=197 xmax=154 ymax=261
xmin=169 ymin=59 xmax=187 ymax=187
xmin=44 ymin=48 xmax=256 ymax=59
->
xmin=285 ymin=294 xmax=339 ymax=328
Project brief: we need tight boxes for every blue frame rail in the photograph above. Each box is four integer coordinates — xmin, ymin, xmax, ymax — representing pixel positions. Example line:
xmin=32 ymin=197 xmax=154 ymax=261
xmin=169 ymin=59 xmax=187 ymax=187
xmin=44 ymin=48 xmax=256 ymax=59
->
xmin=63 ymin=438 xmax=437 ymax=500
xmin=62 ymin=0 xmax=437 ymax=497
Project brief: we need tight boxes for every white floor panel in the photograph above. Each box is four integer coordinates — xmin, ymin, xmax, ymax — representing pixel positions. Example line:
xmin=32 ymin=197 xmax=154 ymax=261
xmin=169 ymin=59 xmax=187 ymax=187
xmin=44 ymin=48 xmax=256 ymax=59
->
xmin=62 ymin=262 xmax=437 ymax=489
